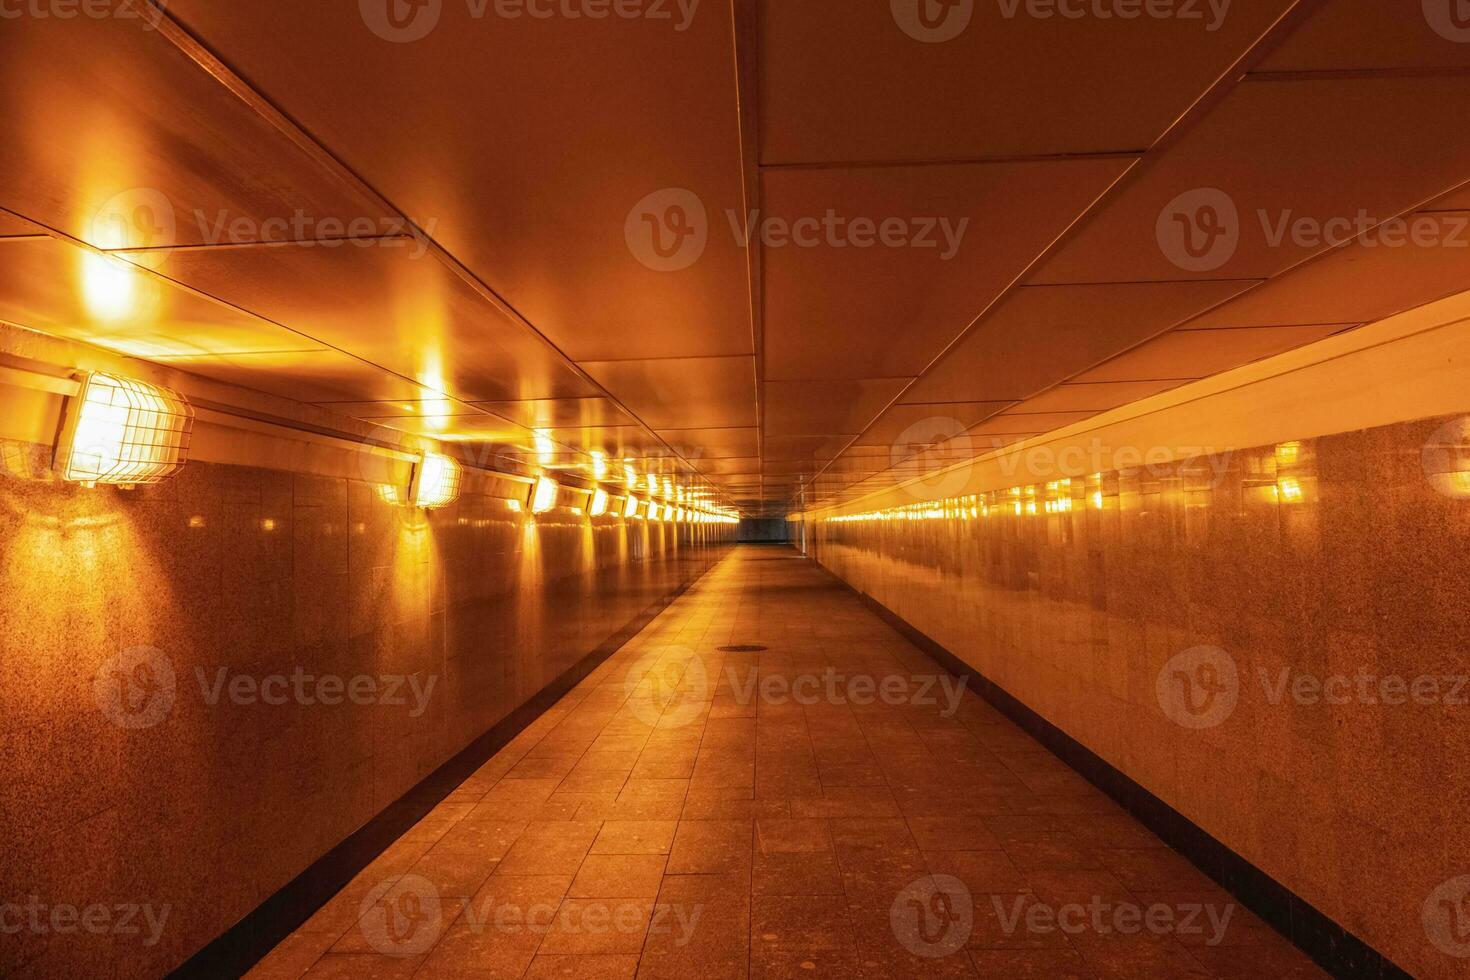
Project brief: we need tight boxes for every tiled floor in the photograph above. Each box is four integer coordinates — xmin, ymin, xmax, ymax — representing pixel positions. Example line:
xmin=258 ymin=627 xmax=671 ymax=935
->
xmin=246 ymin=545 xmax=1326 ymax=980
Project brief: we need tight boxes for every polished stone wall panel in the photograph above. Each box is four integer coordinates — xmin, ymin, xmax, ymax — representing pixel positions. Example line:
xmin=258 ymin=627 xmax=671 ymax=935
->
xmin=0 ymin=441 xmax=732 ymax=978
xmin=807 ymin=413 xmax=1470 ymax=980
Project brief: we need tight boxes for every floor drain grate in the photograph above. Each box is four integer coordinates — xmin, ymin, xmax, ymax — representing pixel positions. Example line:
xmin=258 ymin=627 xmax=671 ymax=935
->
xmin=719 ymin=644 xmax=768 ymax=653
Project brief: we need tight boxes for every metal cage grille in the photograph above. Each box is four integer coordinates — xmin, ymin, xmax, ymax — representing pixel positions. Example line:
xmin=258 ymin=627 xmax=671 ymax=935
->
xmin=413 ymin=453 xmax=462 ymax=509
xmin=61 ymin=373 xmax=195 ymax=487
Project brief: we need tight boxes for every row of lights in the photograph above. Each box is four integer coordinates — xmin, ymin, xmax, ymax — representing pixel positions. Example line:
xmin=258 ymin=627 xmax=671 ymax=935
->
xmin=828 ymin=480 xmax=1100 ymax=524
xmin=829 ymin=460 xmax=1313 ymax=524
xmin=53 ymin=371 xmax=742 ymax=525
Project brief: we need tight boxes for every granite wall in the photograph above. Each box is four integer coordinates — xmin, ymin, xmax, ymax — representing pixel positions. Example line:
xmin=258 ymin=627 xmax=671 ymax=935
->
xmin=0 ymin=442 xmax=733 ymax=978
xmin=807 ymin=413 xmax=1470 ymax=979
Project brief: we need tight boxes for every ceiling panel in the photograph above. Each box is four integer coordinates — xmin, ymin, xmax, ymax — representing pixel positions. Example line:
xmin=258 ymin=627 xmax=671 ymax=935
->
xmin=581 ymin=357 xmax=757 ymax=430
xmin=144 ymin=242 xmax=595 ymax=402
xmin=1428 ymin=186 xmax=1470 ymax=211
xmin=764 ymin=436 xmax=856 ymax=461
xmin=763 ymin=158 xmax=1133 ymax=380
xmin=0 ymin=236 xmax=321 ymax=358
xmin=548 ymin=427 xmax=668 ymax=458
xmin=854 ymin=402 xmax=1014 ymax=447
xmin=0 ymin=212 xmax=43 ymax=237
xmin=1070 ymin=324 xmax=1348 ymax=384
xmin=901 ymin=281 xmax=1250 ymax=403
xmin=1012 ymin=380 xmax=1187 ymax=414
xmin=763 ymin=460 xmax=822 ymax=477
xmin=0 ymin=13 xmax=386 ymax=249
xmin=759 ymin=0 xmax=1294 ymax=163
xmin=1180 ymin=211 xmax=1470 ymax=329
xmin=762 ymin=379 xmax=910 ymax=437
xmin=1256 ymin=0 xmax=1470 ymax=72
xmin=656 ymin=428 xmax=760 ymax=460
xmin=152 ymin=350 xmax=438 ymax=403
xmin=169 ymin=0 xmax=753 ymax=363
xmin=318 ymin=399 xmax=479 ymax=419
xmin=971 ymin=412 xmax=1096 ymax=436
xmin=370 ymin=414 xmax=532 ymax=444
xmin=471 ymin=397 xmax=635 ymax=429
xmin=693 ymin=457 xmax=762 ymax=476
xmin=1034 ymin=76 xmax=1470 ymax=284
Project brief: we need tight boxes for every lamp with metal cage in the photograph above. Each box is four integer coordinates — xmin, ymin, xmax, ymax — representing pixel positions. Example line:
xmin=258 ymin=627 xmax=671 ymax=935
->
xmin=410 ymin=451 xmax=462 ymax=509
xmin=55 ymin=372 xmax=195 ymax=488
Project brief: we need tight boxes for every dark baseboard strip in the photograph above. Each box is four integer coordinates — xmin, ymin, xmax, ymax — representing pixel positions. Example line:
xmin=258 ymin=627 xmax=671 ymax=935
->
xmin=821 ymin=566 xmax=1411 ymax=980
xmin=170 ymin=553 xmax=726 ymax=980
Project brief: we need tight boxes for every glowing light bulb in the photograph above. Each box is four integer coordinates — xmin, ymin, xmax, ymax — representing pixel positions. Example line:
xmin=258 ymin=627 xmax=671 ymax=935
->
xmin=531 ymin=476 xmax=559 ymax=514
xmin=412 ymin=452 xmax=462 ymax=508
xmin=57 ymin=372 xmax=194 ymax=487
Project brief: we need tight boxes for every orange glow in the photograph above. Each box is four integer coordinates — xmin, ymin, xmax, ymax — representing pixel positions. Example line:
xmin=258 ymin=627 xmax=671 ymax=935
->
xmin=57 ymin=372 xmax=194 ymax=488
xmin=412 ymin=452 xmax=462 ymax=509
xmin=81 ymin=252 xmax=138 ymax=321
xmin=531 ymin=475 xmax=559 ymax=513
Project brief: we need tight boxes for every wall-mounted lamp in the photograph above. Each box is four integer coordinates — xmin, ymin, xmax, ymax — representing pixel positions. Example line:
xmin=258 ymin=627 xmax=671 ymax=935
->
xmin=531 ymin=475 xmax=559 ymax=514
xmin=623 ymin=495 xmax=640 ymax=519
xmin=410 ymin=451 xmax=462 ymax=509
xmin=55 ymin=371 xmax=195 ymax=488
xmin=589 ymin=488 xmax=609 ymax=517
